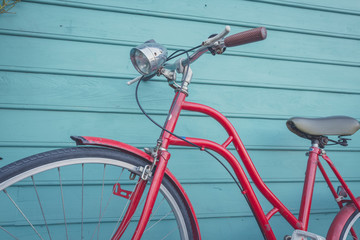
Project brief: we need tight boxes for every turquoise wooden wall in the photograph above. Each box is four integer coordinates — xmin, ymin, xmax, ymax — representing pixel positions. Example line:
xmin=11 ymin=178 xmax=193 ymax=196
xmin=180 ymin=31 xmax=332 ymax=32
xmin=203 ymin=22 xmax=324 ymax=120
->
xmin=1 ymin=0 xmax=360 ymax=239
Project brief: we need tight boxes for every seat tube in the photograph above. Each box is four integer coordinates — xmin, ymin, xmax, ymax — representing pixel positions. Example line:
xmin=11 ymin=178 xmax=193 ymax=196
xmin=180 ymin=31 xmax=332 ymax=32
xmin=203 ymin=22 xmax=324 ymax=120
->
xmin=298 ymin=144 xmax=322 ymax=230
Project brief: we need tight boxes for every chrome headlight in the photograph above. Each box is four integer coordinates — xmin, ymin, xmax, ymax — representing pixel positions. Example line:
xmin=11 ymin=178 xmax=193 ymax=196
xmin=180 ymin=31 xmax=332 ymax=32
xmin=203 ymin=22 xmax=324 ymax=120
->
xmin=130 ymin=40 xmax=168 ymax=75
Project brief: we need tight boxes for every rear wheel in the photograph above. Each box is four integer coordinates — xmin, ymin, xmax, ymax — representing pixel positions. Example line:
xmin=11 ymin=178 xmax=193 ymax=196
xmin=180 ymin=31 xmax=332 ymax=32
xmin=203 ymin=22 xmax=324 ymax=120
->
xmin=0 ymin=147 xmax=196 ymax=240
xmin=340 ymin=211 xmax=360 ymax=240
xmin=327 ymin=197 xmax=360 ymax=240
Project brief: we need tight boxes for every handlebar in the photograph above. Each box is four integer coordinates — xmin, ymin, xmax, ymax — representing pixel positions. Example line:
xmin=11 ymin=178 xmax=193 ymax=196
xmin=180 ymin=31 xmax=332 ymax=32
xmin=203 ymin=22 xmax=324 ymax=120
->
xmin=185 ymin=27 xmax=267 ymax=66
xmin=224 ymin=27 xmax=267 ymax=47
xmin=128 ymin=26 xmax=267 ymax=86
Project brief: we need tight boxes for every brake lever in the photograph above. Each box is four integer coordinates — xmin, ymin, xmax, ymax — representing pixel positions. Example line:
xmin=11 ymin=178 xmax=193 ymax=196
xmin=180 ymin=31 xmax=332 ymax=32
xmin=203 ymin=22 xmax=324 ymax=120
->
xmin=127 ymin=73 xmax=157 ymax=86
xmin=202 ymin=25 xmax=231 ymax=46
xmin=127 ymin=76 xmax=143 ymax=85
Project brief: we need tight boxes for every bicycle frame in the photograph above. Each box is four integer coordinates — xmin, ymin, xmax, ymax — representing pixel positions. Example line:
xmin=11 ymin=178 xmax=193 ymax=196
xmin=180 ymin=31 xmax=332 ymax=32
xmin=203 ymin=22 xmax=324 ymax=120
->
xmin=74 ymin=89 xmax=360 ymax=239
xmin=135 ymin=90 xmax=360 ymax=239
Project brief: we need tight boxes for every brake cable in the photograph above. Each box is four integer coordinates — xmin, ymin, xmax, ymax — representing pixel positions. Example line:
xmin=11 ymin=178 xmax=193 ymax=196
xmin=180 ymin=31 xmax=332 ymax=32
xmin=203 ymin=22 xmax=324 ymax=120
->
xmin=166 ymin=45 xmax=202 ymax=61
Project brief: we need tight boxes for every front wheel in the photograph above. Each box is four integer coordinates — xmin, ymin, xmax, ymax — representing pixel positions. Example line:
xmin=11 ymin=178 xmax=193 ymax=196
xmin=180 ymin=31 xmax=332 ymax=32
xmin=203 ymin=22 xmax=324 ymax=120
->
xmin=327 ymin=197 xmax=360 ymax=240
xmin=0 ymin=147 xmax=197 ymax=240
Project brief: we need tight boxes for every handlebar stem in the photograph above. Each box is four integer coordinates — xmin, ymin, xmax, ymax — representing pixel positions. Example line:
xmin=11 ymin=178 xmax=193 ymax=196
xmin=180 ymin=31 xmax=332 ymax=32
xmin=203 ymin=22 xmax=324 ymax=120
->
xmin=179 ymin=65 xmax=193 ymax=96
xmin=160 ymin=26 xmax=232 ymax=93
xmin=162 ymin=59 xmax=193 ymax=96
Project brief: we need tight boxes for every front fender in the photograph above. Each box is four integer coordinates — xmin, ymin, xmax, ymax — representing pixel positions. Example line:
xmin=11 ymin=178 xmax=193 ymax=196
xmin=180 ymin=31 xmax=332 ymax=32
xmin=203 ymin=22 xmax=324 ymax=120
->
xmin=71 ymin=136 xmax=201 ymax=239
xmin=71 ymin=136 xmax=152 ymax=161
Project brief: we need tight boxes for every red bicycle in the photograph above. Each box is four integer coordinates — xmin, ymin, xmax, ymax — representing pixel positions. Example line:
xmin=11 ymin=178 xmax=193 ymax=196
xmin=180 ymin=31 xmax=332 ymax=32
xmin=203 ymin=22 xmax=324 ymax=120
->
xmin=1 ymin=26 xmax=359 ymax=240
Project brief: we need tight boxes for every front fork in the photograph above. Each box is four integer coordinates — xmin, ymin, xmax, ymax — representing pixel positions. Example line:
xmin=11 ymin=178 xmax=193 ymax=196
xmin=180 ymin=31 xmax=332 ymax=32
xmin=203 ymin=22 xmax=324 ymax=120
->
xmin=116 ymin=65 xmax=189 ymax=239
xmin=111 ymin=150 xmax=171 ymax=240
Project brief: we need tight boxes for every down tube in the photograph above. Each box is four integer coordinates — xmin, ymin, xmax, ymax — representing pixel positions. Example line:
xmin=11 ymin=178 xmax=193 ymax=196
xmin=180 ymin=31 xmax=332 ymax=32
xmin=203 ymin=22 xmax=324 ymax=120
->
xmin=168 ymin=135 xmax=276 ymax=239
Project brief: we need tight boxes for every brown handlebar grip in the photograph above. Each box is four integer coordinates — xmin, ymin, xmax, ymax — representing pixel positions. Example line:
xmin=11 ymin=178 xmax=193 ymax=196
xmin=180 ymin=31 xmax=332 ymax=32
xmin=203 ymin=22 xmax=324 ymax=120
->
xmin=224 ymin=27 xmax=267 ymax=47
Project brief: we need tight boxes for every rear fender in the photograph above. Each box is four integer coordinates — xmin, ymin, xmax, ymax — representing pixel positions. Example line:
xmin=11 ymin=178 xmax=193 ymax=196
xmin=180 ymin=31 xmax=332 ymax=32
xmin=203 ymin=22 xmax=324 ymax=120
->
xmin=327 ymin=197 xmax=360 ymax=239
xmin=71 ymin=136 xmax=201 ymax=239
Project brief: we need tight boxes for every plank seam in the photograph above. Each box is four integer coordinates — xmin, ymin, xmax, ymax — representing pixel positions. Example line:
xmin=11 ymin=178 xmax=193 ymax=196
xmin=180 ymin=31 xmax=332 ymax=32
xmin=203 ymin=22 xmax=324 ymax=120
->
xmin=247 ymin=0 xmax=360 ymax=16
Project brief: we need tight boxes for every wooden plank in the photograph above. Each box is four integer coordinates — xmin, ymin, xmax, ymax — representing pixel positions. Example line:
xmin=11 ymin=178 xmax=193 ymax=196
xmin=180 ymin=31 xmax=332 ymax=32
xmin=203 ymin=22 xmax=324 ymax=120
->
xmin=0 ymin=211 xmax=338 ymax=239
xmin=0 ymin=34 xmax=359 ymax=96
xmin=20 ymin=0 xmax=360 ymax=38
xmin=0 ymin=178 xmax=353 ymax=219
xmin=0 ymin=144 xmax=360 ymax=184
xmin=0 ymin=179 xmax=354 ymax=238
xmin=1 ymin=71 xmax=360 ymax=120
xmin=1 ymin=146 xmax=360 ymax=183
xmin=1 ymin=109 xmax=360 ymax=155
xmin=1 ymin=3 xmax=359 ymax=64
xmin=2 ymin=54 xmax=360 ymax=94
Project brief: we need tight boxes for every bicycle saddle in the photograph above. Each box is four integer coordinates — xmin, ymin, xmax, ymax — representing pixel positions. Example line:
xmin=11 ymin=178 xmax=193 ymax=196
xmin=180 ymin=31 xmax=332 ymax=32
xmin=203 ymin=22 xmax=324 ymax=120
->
xmin=286 ymin=116 xmax=360 ymax=139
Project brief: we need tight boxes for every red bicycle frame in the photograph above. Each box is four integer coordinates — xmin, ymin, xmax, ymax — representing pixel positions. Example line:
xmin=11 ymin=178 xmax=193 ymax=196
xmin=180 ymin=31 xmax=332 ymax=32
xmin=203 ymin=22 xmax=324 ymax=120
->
xmin=74 ymin=89 xmax=360 ymax=239
xmin=129 ymin=90 xmax=360 ymax=239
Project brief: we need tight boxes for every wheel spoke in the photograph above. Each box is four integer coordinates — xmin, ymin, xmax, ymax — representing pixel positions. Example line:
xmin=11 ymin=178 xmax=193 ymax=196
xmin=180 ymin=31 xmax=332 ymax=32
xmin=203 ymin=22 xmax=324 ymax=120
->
xmin=0 ymin=225 xmax=19 ymax=240
xmin=91 ymin=168 xmax=125 ymax=240
xmin=3 ymin=189 xmax=44 ymax=240
xmin=58 ymin=168 xmax=68 ymax=240
xmin=97 ymin=164 xmax=107 ymax=240
xmin=31 ymin=176 xmax=52 ymax=240
xmin=145 ymin=210 xmax=172 ymax=232
xmin=110 ymin=195 xmax=131 ymax=238
xmin=160 ymin=227 xmax=177 ymax=240
xmin=109 ymin=178 xmax=140 ymax=238
xmin=146 ymin=196 xmax=166 ymax=227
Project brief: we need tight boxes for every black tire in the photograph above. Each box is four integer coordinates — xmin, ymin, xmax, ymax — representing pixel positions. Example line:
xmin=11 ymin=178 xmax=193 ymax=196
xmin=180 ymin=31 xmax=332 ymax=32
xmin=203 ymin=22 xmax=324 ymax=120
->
xmin=0 ymin=147 xmax=196 ymax=240
xmin=339 ymin=210 xmax=360 ymax=240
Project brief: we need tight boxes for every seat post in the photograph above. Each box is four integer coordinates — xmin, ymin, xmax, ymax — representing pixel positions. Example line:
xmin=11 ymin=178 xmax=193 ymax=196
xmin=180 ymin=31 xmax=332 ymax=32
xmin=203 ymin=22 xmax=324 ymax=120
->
xmin=299 ymin=143 xmax=322 ymax=229
xmin=311 ymin=139 xmax=319 ymax=148
xmin=311 ymin=136 xmax=329 ymax=148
